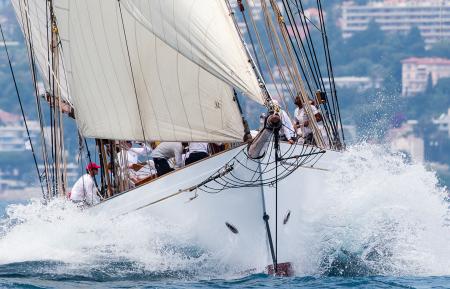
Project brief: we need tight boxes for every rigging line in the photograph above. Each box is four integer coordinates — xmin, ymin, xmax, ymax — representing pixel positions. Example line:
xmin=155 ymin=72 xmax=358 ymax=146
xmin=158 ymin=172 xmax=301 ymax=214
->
xmin=317 ymin=2 xmax=344 ymax=146
xmin=237 ymin=0 xmax=263 ymax=73
xmin=117 ymin=0 xmax=152 ymax=163
xmin=315 ymin=0 xmax=337 ymax=128
xmin=316 ymin=0 xmax=340 ymax=140
xmin=0 ymin=21 xmax=46 ymax=200
xmin=247 ymin=0 xmax=295 ymax=102
xmin=260 ymin=0 xmax=297 ymax=90
xmin=274 ymin=128 xmax=279 ymax=272
xmin=225 ymin=0 xmax=272 ymax=105
xmin=292 ymin=0 xmax=334 ymax=124
xmin=50 ymin=2 xmax=59 ymax=196
xmin=295 ymin=0 xmax=330 ymax=98
xmin=21 ymin=0 xmax=52 ymax=198
xmin=293 ymin=0 xmax=330 ymax=104
xmin=317 ymin=0 xmax=344 ymax=145
xmin=270 ymin=0 xmax=315 ymax=100
xmin=20 ymin=1 xmax=72 ymax=105
xmin=47 ymin=0 xmax=57 ymax=196
xmin=281 ymin=0 xmax=320 ymax=90
xmin=50 ymin=0 xmax=66 ymax=196
xmin=287 ymin=0 xmax=322 ymax=33
xmin=267 ymin=0 xmax=324 ymax=148
xmin=243 ymin=0 xmax=291 ymax=102
xmin=46 ymin=0 xmax=51 ymax=100
xmin=258 ymin=0 xmax=298 ymax=112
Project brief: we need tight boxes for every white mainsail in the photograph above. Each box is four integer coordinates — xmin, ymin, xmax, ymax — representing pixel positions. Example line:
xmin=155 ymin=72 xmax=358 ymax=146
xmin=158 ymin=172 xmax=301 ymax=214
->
xmin=11 ymin=0 xmax=71 ymax=104
xmin=53 ymin=0 xmax=264 ymax=142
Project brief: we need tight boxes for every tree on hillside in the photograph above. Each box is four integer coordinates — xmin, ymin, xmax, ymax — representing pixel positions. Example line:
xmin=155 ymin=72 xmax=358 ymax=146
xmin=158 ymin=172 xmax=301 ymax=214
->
xmin=428 ymin=41 xmax=450 ymax=58
xmin=346 ymin=20 xmax=385 ymax=48
xmin=404 ymin=26 xmax=425 ymax=57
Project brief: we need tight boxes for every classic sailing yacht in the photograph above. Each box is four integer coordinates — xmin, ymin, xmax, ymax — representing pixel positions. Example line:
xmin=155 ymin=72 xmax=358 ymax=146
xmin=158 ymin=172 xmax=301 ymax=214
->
xmin=10 ymin=0 xmax=344 ymax=275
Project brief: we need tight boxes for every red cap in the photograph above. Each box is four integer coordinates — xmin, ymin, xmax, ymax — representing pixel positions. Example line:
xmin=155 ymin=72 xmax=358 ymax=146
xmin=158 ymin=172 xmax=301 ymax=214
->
xmin=86 ymin=162 xmax=100 ymax=171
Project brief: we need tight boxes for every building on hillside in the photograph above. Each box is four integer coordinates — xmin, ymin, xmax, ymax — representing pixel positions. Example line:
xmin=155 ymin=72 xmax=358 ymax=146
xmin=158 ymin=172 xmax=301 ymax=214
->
xmin=0 ymin=109 xmax=40 ymax=152
xmin=432 ymin=107 xmax=450 ymax=137
xmin=324 ymin=76 xmax=381 ymax=92
xmin=341 ymin=0 xmax=450 ymax=47
xmin=401 ymin=57 xmax=450 ymax=96
xmin=387 ymin=120 xmax=425 ymax=163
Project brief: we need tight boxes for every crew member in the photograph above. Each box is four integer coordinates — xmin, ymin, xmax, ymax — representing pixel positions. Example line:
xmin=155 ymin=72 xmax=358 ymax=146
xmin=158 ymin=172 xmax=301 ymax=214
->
xmin=118 ymin=141 xmax=156 ymax=181
xmin=185 ymin=142 xmax=209 ymax=165
xmin=152 ymin=142 xmax=186 ymax=177
xmin=272 ymin=100 xmax=295 ymax=144
xmin=70 ymin=162 xmax=101 ymax=206
xmin=294 ymin=96 xmax=323 ymax=145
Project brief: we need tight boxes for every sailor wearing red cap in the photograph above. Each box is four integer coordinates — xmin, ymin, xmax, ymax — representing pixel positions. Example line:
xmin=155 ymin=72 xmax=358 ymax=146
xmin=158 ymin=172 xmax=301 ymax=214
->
xmin=70 ymin=162 xmax=101 ymax=206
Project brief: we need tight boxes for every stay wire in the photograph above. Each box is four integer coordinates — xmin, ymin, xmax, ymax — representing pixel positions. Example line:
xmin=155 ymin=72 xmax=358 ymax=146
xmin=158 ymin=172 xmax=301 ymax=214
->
xmin=317 ymin=0 xmax=345 ymax=145
xmin=117 ymin=0 xmax=152 ymax=163
xmin=293 ymin=0 xmax=339 ymax=140
xmin=316 ymin=0 xmax=344 ymax=145
xmin=0 ymin=22 xmax=46 ymax=200
xmin=21 ymin=0 xmax=52 ymax=198
xmin=279 ymin=1 xmax=336 ymax=147
xmin=281 ymin=0 xmax=320 ymax=90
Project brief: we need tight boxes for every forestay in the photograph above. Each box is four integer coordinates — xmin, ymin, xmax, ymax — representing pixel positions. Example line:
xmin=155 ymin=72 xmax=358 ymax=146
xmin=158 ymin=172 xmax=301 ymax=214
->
xmin=53 ymin=0 xmax=264 ymax=142
xmin=11 ymin=0 xmax=71 ymax=104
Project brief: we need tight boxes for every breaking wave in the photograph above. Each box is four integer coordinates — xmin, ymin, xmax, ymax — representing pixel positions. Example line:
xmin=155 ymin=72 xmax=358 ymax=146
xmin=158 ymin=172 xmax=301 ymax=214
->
xmin=0 ymin=143 xmax=449 ymax=280
xmin=294 ymin=143 xmax=450 ymax=277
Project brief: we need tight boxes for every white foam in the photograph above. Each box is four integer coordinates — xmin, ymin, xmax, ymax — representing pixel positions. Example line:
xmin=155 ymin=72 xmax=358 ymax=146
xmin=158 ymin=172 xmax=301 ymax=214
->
xmin=0 ymin=143 xmax=449 ymax=277
xmin=292 ymin=143 xmax=450 ymax=276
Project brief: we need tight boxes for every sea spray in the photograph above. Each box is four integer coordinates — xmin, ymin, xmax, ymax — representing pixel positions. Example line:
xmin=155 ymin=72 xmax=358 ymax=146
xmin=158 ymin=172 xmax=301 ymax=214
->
xmin=293 ymin=143 xmax=450 ymax=276
xmin=0 ymin=143 xmax=449 ymax=279
xmin=0 ymin=198 xmax=220 ymax=280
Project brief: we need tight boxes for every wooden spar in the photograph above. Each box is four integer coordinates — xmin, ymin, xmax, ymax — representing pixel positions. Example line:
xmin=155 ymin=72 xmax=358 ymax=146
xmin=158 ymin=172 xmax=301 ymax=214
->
xmin=49 ymin=2 xmax=68 ymax=197
xmin=99 ymin=139 xmax=113 ymax=197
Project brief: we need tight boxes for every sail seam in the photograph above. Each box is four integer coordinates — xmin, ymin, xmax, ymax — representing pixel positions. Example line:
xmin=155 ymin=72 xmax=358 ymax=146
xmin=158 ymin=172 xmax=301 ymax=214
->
xmin=118 ymin=0 xmax=152 ymax=146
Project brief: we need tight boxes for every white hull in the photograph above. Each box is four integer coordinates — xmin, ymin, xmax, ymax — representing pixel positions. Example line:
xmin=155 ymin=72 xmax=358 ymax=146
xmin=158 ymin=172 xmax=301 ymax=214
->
xmin=91 ymin=143 xmax=340 ymax=272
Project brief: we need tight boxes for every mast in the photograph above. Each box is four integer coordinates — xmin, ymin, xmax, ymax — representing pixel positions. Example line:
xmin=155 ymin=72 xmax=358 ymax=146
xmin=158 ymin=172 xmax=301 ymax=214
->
xmin=48 ymin=0 xmax=67 ymax=196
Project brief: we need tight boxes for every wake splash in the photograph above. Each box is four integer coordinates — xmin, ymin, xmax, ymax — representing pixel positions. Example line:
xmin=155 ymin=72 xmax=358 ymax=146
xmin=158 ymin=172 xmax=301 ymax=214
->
xmin=0 ymin=143 xmax=449 ymax=280
xmin=0 ymin=199 xmax=222 ymax=281
xmin=295 ymin=143 xmax=450 ymax=277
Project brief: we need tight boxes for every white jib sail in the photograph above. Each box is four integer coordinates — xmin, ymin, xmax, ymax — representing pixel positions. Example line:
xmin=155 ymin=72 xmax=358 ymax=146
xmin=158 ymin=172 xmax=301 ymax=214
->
xmin=11 ymin=0 xmax=71 ymax=104
xmin=53 ymin=0 xmax=264 ymax=142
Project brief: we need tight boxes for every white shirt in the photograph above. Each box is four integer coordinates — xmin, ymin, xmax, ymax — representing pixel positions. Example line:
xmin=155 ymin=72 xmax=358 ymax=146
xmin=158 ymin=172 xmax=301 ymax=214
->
xmin=119 ymin=145 xmax=152 ymax=167
xmin=152 ymin=142 xmax=184 ymax=168
xmin=188 ymin=142 xmax=209 ymax=154
xmin=70 ymin=174 xmax=100 ymax=206
xmin=294 ymin=105 xmax=319 ymax=137
xmin=279 ymin=109 xmax=295 ymax=140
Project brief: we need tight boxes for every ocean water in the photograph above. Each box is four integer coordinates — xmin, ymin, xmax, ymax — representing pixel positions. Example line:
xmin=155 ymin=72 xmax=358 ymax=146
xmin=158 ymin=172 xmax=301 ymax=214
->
xmin=0 ymin=144 xmax=449 ymax=288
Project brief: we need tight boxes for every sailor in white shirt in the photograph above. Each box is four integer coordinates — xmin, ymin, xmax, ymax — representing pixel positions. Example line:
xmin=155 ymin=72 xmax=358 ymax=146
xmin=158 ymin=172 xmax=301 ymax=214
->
xmin=294 ymin=96 xmax=325 ymax=145
xmin=152 ymin=142 xmax=186 ymax=177
xmin=272 ymin=100 xmax=295 ymax=144
xmin=70 ymin=162 xmax=101 ymax=206
xmin=185 ymin=142 xmax=209 ymax=165
xmin=118 ymin=141 xmax=156 ymax=181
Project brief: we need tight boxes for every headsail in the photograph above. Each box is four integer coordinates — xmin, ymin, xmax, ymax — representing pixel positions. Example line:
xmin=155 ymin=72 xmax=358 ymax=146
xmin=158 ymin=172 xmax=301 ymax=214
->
xmin=53 ymin=0 xmax=264 ymax=142
xmin=11 ymin=0 xmax=71 ymax=104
